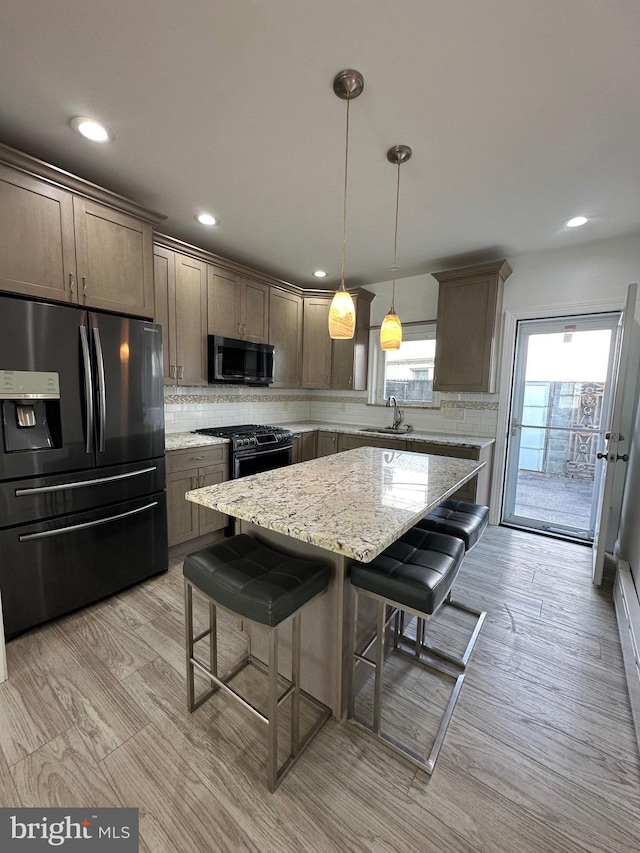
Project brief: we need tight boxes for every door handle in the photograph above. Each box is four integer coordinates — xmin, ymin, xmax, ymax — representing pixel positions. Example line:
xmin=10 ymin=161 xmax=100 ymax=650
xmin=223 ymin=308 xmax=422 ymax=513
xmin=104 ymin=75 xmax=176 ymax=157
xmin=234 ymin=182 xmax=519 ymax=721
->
xmin=92 ymin=327 xmax=107 ymax=452
xmin=80 ymin=324 xmax=94 ymax=454
xmin=597 ymin=452 xmax=629 ymax=462
xmin=510 ymin=417 xmax=521 ymax=437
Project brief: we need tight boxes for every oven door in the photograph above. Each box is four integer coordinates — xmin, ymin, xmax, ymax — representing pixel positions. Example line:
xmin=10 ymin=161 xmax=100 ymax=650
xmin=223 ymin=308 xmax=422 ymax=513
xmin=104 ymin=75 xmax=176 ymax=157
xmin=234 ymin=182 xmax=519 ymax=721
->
xmin=233 ymin=444 xmax=292 ymax=479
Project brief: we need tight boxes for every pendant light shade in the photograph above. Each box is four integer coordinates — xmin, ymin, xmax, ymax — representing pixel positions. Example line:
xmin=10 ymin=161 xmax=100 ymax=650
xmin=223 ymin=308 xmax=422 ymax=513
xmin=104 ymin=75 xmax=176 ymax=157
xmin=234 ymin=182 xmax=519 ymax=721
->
xmin=328 ymin=288 xmax=356 ymax=339
xmin=328 ymin=69 xmax=364 ymax=340
xmin=380 ymin=144 xmax=412 ymax=351
xmin=380 ymin=311 xmax=402 ymax=350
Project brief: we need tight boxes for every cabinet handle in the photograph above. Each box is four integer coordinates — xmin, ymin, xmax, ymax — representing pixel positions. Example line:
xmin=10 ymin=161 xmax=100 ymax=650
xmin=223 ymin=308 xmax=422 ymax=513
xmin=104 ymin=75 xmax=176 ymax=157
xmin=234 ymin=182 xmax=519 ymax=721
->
xmin=69 ymin=273 xmax=75 ymax=292
xmin=191 ymin=476 xmax=197 ymax=489
xmin=199 ymin=474 xmax=205 ymax=487
xmin=243 ymin=323 xmax=247 ymax=335
xmin=169 ymin=365 xmax=176 ymax=379
xmin=82 ymin=276 xmax=87 ymax=296
xmin=190 ymin=456 xmax=204 ymax=461
xmin=178 ymin=365 xmax=184 ymax=380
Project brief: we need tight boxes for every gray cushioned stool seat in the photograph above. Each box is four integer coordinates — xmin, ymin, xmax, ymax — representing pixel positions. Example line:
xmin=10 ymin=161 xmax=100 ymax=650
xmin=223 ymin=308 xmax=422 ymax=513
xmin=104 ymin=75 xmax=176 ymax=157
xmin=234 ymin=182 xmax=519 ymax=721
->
xmin=413 ymin=498 xmax=489 ymax=552
xmin=350 ymin=528 xmax=465 ymax=615
xmin=183 ymin=533 xmax=331 ymax=627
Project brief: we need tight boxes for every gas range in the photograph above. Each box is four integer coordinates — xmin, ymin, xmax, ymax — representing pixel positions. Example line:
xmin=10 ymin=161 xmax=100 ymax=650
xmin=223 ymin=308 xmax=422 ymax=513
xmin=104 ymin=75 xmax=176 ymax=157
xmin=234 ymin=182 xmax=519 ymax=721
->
xmin=193 ymin=423 xmax=292 ymax=453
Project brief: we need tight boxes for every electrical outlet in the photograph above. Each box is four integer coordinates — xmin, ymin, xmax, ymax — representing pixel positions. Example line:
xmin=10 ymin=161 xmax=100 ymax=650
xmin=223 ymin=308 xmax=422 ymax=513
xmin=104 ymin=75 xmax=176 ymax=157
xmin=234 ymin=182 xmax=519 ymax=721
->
xmin=444 ymin=407 xmax=464 ymax=420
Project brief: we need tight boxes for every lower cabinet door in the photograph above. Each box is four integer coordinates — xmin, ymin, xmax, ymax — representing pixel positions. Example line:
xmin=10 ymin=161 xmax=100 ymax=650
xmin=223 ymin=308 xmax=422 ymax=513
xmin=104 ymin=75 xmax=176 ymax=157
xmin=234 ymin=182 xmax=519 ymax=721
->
xmin=166 ymin=468 xmax=199 ymax=546
xmin=198 ymin=465 xmax=229 ymax=536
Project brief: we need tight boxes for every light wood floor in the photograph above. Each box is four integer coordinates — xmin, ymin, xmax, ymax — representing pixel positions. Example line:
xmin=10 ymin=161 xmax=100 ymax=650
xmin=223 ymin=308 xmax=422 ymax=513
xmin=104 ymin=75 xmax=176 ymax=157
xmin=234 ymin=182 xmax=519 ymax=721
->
xmin=1 ymin=525 xmax=639 ymax=852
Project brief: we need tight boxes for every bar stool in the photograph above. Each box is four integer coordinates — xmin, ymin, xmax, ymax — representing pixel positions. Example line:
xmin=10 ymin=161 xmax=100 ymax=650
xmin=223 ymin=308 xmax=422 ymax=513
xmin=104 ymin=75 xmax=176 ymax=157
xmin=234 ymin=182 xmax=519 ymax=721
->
xmin=347 ymin=527 xmax=486 ymax=774
xmin=400 ymin=498 xmax=489 ymax=660
xmin=183 ymin=534 xmax=332 ymax=791
xmin=413 ymin=498 xmax=489 ymax=552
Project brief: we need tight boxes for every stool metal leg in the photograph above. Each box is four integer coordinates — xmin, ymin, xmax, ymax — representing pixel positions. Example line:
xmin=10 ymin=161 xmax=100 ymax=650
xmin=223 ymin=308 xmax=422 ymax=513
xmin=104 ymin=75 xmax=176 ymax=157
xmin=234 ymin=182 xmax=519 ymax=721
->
xmin=185 ymin=580 xmax=195 ymax=712
xmin=348 ymin=586 xmax=486 ymax=776
xmin=372 ymin=600 xmax=385 ymax=735
xmin=267 ymin=625 xmax=279 ymax=793
xmin=291 ymin=613 xmax=301 ymax=757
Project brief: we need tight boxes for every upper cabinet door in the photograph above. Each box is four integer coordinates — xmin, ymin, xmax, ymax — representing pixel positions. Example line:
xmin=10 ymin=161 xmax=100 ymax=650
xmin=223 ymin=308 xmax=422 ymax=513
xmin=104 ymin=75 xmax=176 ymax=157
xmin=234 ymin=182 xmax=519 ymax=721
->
xmin=302 ymin=297 xmax=332 ymax=389
xmin=153 ymin=245 xmax=177 ymax=383
xmin=174 ymin=253 xmax=208 ymax=386
xmin=0 ymin=165 xmax=77 ymax=303
xmin=74 ymin=198 xmax=155 ymax=319
xmin=208 ymin=267 xmax=242 ymax=338
xmin=269 ymin=288 xmax=302 ymax=388
xmin=243 ymin=278 xmax=269 ymax=343
xmin=432 ymin=260 xmax=512 ymax=393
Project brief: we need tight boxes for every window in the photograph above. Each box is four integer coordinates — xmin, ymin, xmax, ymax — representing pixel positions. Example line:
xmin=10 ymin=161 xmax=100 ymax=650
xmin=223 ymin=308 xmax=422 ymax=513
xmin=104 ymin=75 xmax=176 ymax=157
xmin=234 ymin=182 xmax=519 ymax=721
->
xmin=368 ymin=322 xmax=439 ymax=407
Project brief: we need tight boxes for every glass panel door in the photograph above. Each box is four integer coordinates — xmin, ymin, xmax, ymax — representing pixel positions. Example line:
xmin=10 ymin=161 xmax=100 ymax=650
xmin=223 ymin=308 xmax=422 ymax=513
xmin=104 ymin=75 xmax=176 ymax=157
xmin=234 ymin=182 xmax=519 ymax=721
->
xmin=503 ymin=313 xmax=619 ymax=540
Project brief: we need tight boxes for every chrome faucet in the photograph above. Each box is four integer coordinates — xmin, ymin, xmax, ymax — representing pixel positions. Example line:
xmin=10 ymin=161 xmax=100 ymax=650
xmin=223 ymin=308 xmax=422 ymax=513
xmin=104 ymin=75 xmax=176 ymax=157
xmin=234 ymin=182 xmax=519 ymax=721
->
xmin=386 ymin=396 xmax=403 ymax=430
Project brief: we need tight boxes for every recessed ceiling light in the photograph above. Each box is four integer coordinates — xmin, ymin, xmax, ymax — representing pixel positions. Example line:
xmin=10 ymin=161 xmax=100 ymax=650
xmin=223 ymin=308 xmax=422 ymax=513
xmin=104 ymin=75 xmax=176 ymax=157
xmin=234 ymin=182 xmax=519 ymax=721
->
xmin=565 ymin=215 xmax=588 ymax=228
xmin=70 ymin=116 xmax=113 ymax=143
xmin=196 ymin=213 xmax=217 ymax=226
xmin=313 ymin=270 xmax=328 ymax=278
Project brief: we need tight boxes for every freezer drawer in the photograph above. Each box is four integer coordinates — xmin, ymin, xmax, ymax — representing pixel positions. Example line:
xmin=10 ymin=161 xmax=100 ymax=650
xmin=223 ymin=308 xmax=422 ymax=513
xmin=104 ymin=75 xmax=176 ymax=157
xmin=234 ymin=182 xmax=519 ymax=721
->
xmin=0 ymin=491 xmax=167 ymax=639
xmin=0 ymin=457 xmax=166 ymax=528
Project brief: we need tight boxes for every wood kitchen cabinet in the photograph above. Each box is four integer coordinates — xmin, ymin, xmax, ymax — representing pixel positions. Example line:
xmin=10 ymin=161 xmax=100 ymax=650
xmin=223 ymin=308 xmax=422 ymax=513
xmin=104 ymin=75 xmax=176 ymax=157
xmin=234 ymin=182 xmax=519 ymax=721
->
xmin=331 ymin=293 xmax=372 ymax=391
xmin=302 ymin=297 xmax=333 ymax=389
xmin=73 ymin=199 xmax=155 ymax=317
xmin=432 ymin=259 xmax=512 ymax=393
xmin=302 ymin=291 xmax=373 ymax=390
xmin=270 ymin=287 xmax=303 ymax=388
xmin=166 ymin=445 xmax=229 ymax=546
xmin=0 ymin=152 xmax=158 ymax=318
xmin=316 ymin=431 xmax=338 ymax=456
xmin=154 ymin=245 xmax=208 ymax=386
xmin=208 ymin=266 xmax=269 ymax=343
xmin=406 ymin=440 xmax=493 ymax=505
xmin=292 ymin=431 xmax=317 ymax=463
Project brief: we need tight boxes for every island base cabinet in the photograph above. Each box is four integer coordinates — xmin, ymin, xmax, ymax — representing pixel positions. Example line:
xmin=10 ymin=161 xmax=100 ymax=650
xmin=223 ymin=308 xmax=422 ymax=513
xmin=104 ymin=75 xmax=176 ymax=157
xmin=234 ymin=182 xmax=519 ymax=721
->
xmin=406 ymin=441 xmax=493 ymax=505
xmin=166 ymin=446 xmax=229 ymax=547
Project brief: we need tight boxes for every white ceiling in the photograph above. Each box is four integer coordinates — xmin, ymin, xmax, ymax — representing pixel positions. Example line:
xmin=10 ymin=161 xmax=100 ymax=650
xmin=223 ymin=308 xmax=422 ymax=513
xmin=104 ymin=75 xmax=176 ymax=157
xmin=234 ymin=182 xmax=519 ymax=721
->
xmin=1 ymin=0 xmax=639 ymax=288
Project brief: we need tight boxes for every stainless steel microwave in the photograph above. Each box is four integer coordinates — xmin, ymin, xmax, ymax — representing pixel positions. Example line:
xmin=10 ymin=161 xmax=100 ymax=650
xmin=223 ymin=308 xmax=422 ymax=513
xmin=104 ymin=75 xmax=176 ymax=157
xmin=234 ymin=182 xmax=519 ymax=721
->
xmin=207 ymin=335 xmax=274 ymax=385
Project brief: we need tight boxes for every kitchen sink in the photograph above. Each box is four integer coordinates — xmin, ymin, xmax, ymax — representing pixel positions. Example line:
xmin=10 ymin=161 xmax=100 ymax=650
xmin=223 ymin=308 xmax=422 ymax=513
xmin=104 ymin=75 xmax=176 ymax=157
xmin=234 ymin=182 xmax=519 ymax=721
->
xmin=360 ymin=426 xmax=413 ymax=435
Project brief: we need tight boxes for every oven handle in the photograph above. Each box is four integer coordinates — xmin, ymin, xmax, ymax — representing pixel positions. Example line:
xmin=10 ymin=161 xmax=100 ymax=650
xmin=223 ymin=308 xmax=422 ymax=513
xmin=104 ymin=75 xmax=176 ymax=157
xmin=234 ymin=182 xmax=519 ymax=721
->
xmin=234 ymin=443 xmax=292 ymax=459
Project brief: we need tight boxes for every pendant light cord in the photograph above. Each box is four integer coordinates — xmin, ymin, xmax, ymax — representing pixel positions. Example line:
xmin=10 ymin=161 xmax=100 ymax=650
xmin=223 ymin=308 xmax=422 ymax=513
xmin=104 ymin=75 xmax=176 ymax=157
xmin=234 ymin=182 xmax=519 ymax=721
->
xmin=390 ymin=157 xmax=401 ymax=313
xmin=340 ymin=97 xmax=350 ymax=292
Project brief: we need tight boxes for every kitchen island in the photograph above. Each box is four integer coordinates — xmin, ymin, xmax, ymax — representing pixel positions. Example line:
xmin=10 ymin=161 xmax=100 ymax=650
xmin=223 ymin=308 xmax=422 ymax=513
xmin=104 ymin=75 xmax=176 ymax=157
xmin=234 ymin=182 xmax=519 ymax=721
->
xmin=186 ymin=446 xmax=485 ymax=717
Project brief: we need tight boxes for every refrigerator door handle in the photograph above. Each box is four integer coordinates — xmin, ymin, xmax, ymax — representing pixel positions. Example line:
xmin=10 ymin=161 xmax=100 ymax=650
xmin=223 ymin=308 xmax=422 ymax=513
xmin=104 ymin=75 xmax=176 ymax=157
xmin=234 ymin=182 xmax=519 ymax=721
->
xmin=18 ymin=501 xmax=159 ymax=541
xmin=15 ymin=466 xmax=158 ymax=496
xmin=80 ymin=323 xmax=94 ymax=454
xmin=92 ymin=326 xmax=107 ymax=453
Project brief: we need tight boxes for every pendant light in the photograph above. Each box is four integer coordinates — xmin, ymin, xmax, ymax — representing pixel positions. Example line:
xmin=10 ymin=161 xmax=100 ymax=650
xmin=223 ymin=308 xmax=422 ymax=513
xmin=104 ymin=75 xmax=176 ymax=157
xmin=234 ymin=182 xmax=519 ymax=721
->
xmin=328 ymin=69 xmax=364 ymax=340
xmin=380 ymin=144 xmax=412 ymax=351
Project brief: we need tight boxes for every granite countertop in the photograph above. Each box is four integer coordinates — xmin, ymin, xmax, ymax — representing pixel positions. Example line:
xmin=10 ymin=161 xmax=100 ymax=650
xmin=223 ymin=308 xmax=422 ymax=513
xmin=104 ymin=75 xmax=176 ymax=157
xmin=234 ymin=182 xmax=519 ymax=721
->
xmin=186 ymin=446 xmax=485 ymax=562
xmin=278 ymin=422 xmax=495 ymax=448
xmin=165 ymin=433 xmax=229 ymax=451
xmin=166 ymin=423 xmax=494 ymax=451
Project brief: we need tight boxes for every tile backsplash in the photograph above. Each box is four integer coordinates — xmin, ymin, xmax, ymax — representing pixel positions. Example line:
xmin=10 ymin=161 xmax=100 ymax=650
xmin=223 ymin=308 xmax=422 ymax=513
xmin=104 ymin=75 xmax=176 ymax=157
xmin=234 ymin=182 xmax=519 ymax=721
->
xmin=164 ymin=386 xmax=498 ymax=438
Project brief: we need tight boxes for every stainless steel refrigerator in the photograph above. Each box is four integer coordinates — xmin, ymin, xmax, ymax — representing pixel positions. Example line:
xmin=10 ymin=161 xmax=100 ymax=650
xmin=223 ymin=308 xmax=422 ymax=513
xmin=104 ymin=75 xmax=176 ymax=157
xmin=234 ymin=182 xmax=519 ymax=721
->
xmin=0 ymin=294 xmax=167 ymax=639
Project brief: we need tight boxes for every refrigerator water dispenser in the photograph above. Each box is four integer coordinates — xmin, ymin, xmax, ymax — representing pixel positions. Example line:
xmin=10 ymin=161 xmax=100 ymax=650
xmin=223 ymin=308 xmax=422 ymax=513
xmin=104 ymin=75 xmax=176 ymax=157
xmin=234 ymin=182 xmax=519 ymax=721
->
xmin=0 ymin=369 xmax=61 ymax=452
